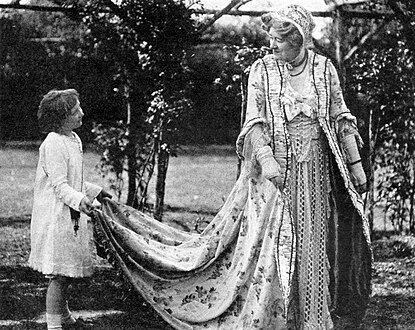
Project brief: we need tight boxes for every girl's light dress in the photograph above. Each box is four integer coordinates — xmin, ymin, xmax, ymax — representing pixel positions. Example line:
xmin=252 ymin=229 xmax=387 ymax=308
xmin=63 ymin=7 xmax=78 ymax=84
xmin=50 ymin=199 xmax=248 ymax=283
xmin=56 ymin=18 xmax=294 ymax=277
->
xmin=29 ymin=132 xmax=101 ymax=278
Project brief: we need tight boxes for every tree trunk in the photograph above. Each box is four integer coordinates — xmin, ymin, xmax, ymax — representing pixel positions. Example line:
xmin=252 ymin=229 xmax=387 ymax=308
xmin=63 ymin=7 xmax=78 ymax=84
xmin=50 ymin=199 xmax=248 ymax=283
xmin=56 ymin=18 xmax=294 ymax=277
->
xmin=126 ymin=141 xmax=138 ymax=208
xmin=366 ymin=106 xmax=375 ymax=234
xmin=334 ymin=7 xmax=346 ymax=87
xmin=237 ymin=71 xmax=248 ymax=179
xmin=154 ymin=148 xmax=169 ymax=221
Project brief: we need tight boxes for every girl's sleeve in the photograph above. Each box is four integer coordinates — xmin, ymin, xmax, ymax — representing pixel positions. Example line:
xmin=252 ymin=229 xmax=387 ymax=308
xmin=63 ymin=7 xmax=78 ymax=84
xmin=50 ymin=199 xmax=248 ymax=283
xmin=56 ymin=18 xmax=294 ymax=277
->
xmin=42 ymin=139 xmax=85 ymax=211
xmin=236 ymin=59 xmax=280 ymax=180
xmin=73 ymin=132 xmax=102 ymax=201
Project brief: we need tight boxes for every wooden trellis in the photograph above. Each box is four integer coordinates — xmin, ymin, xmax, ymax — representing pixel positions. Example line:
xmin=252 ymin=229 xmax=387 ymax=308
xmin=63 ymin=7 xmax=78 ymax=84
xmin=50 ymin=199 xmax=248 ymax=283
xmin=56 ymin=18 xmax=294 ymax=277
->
xmin=0 ymin=0 xmax=394 ymax=84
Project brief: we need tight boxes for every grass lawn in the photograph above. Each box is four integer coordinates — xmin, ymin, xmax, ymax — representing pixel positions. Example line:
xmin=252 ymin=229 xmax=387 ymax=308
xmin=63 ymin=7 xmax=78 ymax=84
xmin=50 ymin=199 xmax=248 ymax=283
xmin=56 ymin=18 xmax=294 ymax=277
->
xmin=1 ymin=144 xmax=415 ymax=329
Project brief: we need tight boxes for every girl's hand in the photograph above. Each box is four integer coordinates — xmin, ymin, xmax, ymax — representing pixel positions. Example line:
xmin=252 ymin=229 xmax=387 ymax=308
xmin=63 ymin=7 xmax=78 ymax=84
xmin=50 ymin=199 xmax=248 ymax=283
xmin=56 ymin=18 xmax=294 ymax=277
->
xmin=79 ymin=197 xmax=94 ymax=216
xmin=96 ymin=189 xmax=112 ymax=203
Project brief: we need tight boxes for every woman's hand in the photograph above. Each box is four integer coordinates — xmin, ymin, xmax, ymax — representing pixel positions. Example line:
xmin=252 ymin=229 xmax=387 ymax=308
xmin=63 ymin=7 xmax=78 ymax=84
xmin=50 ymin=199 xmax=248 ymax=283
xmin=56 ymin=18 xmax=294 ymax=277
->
xmin=79 ymin=197 xmax=94 ymax=216
xmin=350 ymin=162 xmax=367 ymax=194
xmin=96 ymin=189 xmax=112 ymax=203
xmin=256 ymin=146 xmax=281 ymax=179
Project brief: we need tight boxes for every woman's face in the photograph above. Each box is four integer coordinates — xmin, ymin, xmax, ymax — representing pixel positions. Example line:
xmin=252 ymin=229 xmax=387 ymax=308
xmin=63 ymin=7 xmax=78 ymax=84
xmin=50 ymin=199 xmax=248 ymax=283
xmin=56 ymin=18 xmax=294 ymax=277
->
xmin=61 ymin=100 xmax=84 ymax=131
xmin=268 ymin=27 xmax=301 ymax=63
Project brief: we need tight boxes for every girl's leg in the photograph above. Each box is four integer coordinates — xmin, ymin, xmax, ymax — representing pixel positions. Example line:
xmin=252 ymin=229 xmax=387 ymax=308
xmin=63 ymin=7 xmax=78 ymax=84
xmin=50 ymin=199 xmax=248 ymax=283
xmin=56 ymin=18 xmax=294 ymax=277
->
xmin=46 ymin=276 xmax=69 ymax=330
xmin=61 ymin=279 xmax=76 ymax=325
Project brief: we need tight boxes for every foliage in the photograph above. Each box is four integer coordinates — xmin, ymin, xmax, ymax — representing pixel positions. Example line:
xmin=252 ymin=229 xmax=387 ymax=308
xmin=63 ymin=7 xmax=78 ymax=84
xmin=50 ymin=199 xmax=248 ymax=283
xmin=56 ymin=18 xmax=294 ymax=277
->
xmin=375 ymin=143 xmax=415 ymax=233
xmin=147 ymin=89 xmax=193 ymax=156
xmin=92 ymin=121 xmax=128 ymax=200
xmin=1 ymin=1 xmax=199 ymax=213
xmin=223 ymin=42 xmax=269 ymax=86
xmin=0 ymin=2 xmax=124 ymax=141
xmin=63 ymin=0 xmax=199 ymax=213
xmin=201 ymin=16 xmax=267 ymax=47
xmin=215 ymin=41 xmax=269 ymax=125
xmin=372 ymin=235 xmax=415 ymax=260
xmin=345 ymin=0 xmax=415 ymax=233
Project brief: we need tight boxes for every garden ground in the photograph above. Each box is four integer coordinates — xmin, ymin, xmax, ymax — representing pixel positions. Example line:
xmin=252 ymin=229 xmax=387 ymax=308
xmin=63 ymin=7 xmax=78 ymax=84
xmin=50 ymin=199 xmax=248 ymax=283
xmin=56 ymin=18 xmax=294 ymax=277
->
xmin=1 ymin=145 xmax=415 ymax=329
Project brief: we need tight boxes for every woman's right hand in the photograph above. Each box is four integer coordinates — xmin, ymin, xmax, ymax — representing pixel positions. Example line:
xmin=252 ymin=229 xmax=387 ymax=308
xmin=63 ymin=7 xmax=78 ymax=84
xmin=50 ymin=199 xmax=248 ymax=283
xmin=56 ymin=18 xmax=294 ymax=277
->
xmin=79 ymin=197 xmax=94 ymax=216
xmin=256 ymin=146 xmax=281 ymax=179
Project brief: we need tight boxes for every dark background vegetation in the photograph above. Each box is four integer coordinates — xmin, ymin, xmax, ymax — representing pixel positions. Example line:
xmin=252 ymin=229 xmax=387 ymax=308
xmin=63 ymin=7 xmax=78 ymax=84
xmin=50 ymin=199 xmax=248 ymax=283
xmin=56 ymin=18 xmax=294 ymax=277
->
xmin=0 ymin=7 xmax=268 ymax=145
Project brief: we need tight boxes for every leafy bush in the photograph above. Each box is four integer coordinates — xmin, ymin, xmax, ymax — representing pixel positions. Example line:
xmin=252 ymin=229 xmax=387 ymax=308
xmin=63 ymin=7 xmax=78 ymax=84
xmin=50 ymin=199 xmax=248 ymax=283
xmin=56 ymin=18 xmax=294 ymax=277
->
xmin=372 ymin=235 xmax=415 ymax=261
xmin=345 ymin=0 xmax=415 ymax=234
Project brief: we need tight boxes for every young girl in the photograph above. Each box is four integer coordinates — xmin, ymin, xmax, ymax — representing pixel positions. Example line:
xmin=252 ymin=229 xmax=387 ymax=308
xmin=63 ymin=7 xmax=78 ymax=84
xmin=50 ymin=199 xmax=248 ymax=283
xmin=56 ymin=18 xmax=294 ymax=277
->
xmin=28 ymin=89 xmax=110 ymax=329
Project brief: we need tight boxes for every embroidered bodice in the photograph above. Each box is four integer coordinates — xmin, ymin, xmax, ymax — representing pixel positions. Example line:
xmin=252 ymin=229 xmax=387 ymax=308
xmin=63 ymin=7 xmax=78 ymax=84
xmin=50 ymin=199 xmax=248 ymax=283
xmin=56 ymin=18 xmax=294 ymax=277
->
xmin=282 ymin=78 xmax=322 ymax=163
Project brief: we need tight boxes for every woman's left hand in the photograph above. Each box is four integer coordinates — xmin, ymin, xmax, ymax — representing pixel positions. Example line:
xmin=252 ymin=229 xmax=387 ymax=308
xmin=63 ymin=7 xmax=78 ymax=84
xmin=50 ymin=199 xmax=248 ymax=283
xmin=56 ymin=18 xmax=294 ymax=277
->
xmin=350 ymin=162 xmax=367 ymax=194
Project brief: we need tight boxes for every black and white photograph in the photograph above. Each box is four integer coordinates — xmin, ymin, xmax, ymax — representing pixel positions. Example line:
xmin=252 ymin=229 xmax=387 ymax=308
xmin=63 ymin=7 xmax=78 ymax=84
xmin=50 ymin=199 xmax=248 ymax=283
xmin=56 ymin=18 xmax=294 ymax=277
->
xmin=0 ymin=0 xmax=414 ymax=329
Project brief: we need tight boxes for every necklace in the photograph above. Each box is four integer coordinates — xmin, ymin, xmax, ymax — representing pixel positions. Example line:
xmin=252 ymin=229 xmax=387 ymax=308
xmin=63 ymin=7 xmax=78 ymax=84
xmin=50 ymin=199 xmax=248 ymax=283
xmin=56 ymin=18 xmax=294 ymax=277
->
xmin=290 ymin=51 xmax=308 ymax=77
xmin=288 ymin=50 xmax=307 ymax=68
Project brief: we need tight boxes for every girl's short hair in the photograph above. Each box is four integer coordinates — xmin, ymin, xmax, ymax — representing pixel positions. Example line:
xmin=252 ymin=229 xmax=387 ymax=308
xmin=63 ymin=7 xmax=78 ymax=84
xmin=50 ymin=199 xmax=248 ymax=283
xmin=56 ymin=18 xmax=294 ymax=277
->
xmin=37 ymin=89 xmax=79 ymax=134
xmin=261 ymin=14 xmax=303 ymax=48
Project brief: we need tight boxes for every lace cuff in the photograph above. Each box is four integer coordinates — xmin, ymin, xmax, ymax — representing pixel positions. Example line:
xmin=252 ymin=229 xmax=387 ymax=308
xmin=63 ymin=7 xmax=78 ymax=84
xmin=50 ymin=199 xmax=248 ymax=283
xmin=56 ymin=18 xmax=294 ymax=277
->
xmin=256 ymin=146 xmax=281 ymax=179
xmin=337 ymin=117 xmax=363 ymax=147
xmin=338 ymin=117 xmax=364 ymax=165
xmin=238 ymin=124 xmax=279 ymax=179
xmin=340 ymin=134 xmax=361 ymax=164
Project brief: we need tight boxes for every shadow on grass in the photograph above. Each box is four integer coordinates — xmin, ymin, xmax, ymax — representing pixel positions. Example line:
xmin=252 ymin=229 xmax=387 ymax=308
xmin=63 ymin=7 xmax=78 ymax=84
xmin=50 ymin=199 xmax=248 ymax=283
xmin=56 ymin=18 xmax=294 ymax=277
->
xmin=0 ymin=265 xmax=173 ymax=330
xmin=1 ymin=218 xmax=415 ymax=329
xmin=2 ymin=265 xmax=415 ymax=329
xmin=364 ymin=294 xmax=415 ymax=329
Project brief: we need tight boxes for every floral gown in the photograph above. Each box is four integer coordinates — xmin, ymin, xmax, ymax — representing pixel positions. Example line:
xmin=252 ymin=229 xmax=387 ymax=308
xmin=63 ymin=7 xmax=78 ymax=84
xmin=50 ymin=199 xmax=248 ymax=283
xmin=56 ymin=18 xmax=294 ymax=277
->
xmin=93 ymin=51 xmax=371 ymax=330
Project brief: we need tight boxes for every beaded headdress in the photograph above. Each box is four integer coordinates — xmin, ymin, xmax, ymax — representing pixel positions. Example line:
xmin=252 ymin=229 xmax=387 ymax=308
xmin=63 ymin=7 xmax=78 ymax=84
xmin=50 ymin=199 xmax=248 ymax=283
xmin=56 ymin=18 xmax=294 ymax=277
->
xmin=262 ymin=4 xmax=316 ymax=49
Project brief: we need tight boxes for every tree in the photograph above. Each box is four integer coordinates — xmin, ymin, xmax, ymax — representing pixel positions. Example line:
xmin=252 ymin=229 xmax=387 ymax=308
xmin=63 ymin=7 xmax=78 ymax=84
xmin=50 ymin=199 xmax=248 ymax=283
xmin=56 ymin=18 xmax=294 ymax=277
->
xmin=0 ymin=1 xmax=99 ymax=141
xmin=60 ymin=0 xmax=199 ymax=218
xmin=344 ymin=0 xmax=415 ymax=234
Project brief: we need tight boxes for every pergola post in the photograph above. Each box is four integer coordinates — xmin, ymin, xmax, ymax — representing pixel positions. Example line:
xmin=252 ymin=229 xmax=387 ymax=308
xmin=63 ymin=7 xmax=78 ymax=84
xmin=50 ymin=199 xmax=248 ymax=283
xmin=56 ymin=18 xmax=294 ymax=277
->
xmin=333 ymin=5 xmax=346 ymax=87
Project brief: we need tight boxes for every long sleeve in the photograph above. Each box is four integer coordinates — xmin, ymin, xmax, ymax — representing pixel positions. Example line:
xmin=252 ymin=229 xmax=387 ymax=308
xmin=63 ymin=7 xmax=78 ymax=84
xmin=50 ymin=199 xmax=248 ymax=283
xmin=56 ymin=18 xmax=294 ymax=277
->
xmin=236 ymin=59 xmax=281 ymax=181
xmin=236 ymin=59 xmax=269 ymax=158
xmin=41 ymin=137 xmax=85 ymax=211
xmin=328 ymin=61 xmax=366 ymax=189
xmin=328 ymin=61 xmax=361 ymax=144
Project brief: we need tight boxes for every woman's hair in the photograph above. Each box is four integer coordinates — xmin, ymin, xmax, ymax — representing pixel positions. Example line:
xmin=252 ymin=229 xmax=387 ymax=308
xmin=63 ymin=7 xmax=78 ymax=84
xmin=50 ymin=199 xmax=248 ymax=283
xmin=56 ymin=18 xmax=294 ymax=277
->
xmin=37 ymin=89 xmax=79 ymax=133
xmin=261 ymin=14 xmax=303 ymax=48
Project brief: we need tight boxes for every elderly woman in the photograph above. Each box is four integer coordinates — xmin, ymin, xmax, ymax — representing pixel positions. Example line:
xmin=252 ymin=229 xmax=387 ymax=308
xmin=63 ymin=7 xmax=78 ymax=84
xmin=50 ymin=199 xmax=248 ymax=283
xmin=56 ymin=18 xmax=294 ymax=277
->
xmin=236 ymin=4 xmax=371 ymax=329
xmin=93 ymin=4 xmax=372 ymax=330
